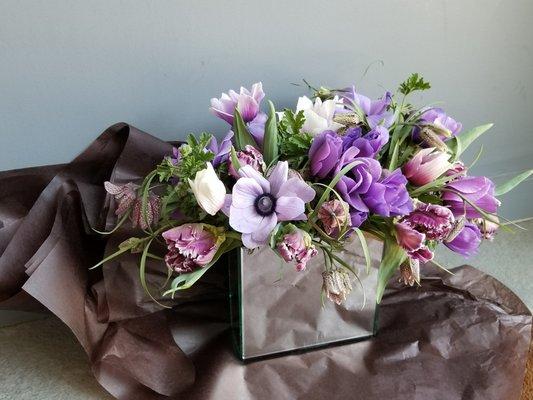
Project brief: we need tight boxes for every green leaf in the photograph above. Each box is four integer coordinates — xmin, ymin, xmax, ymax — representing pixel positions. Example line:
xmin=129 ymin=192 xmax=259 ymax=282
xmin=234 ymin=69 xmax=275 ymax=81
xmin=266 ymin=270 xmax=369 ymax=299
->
xmin=263 ymin=100 xmax=279 ymax=165
xmin=399 ymin=73 xmax=431 ymax=96
xmin=376 ymin=238 xmax=407 ymax=303
xmin=163 ymin=237 xmax=241 ymax=295
xmin=495 ymin=169 xmax=533 ymax=196
xmin=354 ymin=228 xmax=372 ymax=274
xmin=447 ymin=123 xmax=493 ymax=159
xmin=233 ymin=109 xmax=258 ymax=150
xmin=230 ymin=146 xmax=241 ymax=171
xmin=139 ymin=237 xmax=170 ymax=308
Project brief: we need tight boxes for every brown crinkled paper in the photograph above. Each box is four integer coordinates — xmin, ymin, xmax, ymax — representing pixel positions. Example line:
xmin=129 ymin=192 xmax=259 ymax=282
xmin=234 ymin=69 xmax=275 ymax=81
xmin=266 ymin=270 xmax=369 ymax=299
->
xmin=0 ymin=123 xmax=530 ymax=399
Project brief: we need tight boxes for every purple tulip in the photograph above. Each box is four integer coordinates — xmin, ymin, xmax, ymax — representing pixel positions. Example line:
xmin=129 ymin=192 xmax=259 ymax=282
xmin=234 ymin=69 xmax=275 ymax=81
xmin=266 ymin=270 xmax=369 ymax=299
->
xmin=207 ymin=131 xmax=234 ymax=167
xmin=228 ymin=161 xmax=315 ymax=249
xmin=394 ymin=221 xmax=434 ymax=263
xmin=228 ymin=145 xmax=265 ymax=179
xmin=444 ymin=221 xmax=482 ymax=257
xmin=210 ymin=82 xmax=266 ymax=145
xmin=309 ymin=130 xmax=344 ymax=178
xmin=402 ymin=202 xmax=455 ymax=241
xmin=162 ymin=223 xmax=223 ymax=273
xmin=342 ymin=126 xmax=389 ymax=158
xmin=337 ymin=86 xmax=394 ymax=128
xmin=276 ymin=226 xmax=318 ymax=271
xmin=420 ymin=108 xmax=462 ymax=137
xmin=442 ymin=176 xmax=500 ymax=218
xmin=335 ymin=152 xmax=382 ymax=213
xmin=363 ymin=169 xmax=414 ymax=217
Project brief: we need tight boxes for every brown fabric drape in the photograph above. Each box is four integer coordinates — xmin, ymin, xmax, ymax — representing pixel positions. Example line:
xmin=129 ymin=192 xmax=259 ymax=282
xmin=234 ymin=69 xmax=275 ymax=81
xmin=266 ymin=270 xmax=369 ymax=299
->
xmin=0 ymin=123 xmax=530 ymax=399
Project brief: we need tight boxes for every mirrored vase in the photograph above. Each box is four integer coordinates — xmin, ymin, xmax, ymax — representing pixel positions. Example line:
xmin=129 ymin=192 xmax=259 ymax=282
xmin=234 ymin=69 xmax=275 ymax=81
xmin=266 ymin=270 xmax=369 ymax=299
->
xmin=228 ymin=234 xmax=383 ymax=360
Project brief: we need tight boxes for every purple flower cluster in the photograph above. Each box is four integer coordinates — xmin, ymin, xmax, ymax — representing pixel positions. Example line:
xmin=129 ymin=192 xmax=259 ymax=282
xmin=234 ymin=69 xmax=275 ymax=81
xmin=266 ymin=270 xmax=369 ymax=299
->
xmin=309 ymin=129 xmax=413 ymax=228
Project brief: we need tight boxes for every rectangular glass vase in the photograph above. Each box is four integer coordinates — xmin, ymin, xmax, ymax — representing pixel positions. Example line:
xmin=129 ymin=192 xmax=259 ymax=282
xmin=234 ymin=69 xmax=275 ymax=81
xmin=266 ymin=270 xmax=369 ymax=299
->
xmin=229 ymin=234 xmax=383 ymax=361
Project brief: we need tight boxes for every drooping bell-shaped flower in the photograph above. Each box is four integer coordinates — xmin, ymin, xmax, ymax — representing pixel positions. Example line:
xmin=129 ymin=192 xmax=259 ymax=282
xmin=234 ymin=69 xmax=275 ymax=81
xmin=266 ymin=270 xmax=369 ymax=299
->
xmin=318 ymin=199 xmax=350 ymax=237
xmin=322 ymin=269 xmax=353 ymax=305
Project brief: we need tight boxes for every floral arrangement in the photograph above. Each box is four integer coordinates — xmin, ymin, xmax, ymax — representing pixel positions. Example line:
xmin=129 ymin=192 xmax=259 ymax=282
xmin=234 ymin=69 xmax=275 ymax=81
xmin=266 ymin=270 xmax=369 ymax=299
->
xmin=95 ymin=74 xmax=531 ymax=305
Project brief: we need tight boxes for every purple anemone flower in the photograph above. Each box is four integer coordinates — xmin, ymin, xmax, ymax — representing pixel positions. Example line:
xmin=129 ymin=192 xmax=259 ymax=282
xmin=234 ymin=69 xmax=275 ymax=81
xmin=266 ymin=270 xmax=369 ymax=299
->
xmin=207 ymin=131 xmax=233 ymax=167
xmin=337 ymin=86 xmax=394 ymax=128
xmin=444 ymin=221 xmax=482 ymax=257
xmin=309 ymin=130 xmax=344 ymax=178
xmin=334 ymin=148 xmax=382 ymax=213
xmin=362 ymin=169 xmax=414 ymax=217
xmin=442 ymin=176 xmax=500 ymax=218
xmin=228 ymin=161 xmax=315 ymax=249
xmin=342 ymin=126 xmax=389 ymax=158
xmin=210 ymin=82 xmax=266 ymax=145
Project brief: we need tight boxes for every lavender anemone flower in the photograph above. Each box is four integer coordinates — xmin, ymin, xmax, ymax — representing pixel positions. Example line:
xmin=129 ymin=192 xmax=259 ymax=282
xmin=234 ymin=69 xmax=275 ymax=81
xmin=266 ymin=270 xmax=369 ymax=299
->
xmin=308 ymin=130 xmax=344 ymax=178
xmin=337 ymin=86 xmax=394 ymax=128
xmin=228 ymin=162 xmax=315 ymax=249
xmin=442 ymin=176 xmax=500 ymax=218
xmin=444 ymin=221 xmax=482 ymax=257
xmin=207 ymin=131 xmax=233 ymax=167
xmin=362 ymin=169 xmax=414 ymax=217
xmin=210 ymin=82 xmax=266 ymax=145
xmin=162 ymin=224 xmax=223 ymax=273
xmin=342 ymin=126 xmax=389 ymax=158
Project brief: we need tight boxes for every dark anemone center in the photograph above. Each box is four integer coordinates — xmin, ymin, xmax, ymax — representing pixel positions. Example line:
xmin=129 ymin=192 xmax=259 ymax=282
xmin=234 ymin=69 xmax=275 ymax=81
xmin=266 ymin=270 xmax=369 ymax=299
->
xmin=254 ymin=193 xmax=276 ymax=216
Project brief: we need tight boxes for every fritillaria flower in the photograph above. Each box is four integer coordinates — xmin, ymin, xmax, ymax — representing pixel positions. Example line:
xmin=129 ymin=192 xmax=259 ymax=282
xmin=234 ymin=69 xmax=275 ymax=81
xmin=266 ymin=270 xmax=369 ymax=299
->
xmin=104 ymin=181 xmax=139 ymax=216
xmin=276 ymin=226 xmax=318 ymax=271
xmin=105 ymin=181 xmax=161 ymax=229
xmin=399 ymin=259 xmax=420 ymax=287
xmin=228 ymin=145 xmax=265 ymax=179
xmin=403 ymin=148 xmax=451 ymax=186
xmin=296 ymin=96 xmax=344 ymax=136
xmin=318 ymin=199 xmax=350 ymax=236
xmin=228 ymin=161 xmax=315 ymax=249
xmin=210 ymin=82 xmax=266 ymax=145
xmin=322 ymin=270 xmax=353 ymax=305
xmin=442 ymin=176 xmax=500 ymax=218
xmin=162 ymin=224 xmax=223 ymax=273
xmin=131 ymin=195 xmax=161 ymax=230
xmin=188 ymin=163 xmax=227 ymax=216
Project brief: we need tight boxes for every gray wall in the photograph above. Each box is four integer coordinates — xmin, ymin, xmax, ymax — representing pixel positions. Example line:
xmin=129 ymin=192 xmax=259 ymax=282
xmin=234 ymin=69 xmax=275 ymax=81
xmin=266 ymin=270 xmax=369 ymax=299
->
xmin=1 ymin=0 xmax=532 ymax=219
